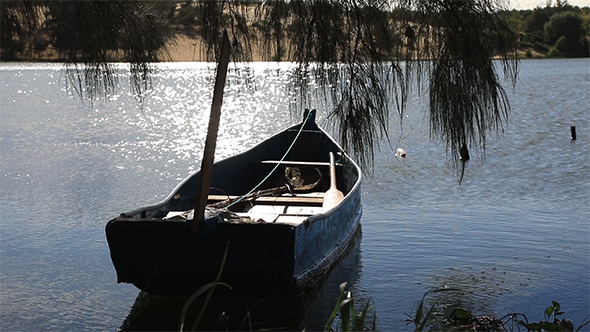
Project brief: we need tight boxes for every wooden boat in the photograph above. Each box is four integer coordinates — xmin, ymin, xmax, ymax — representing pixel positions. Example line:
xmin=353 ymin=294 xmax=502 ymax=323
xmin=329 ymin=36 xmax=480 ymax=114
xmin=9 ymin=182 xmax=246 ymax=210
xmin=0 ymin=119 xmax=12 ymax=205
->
xmin=105 ymin=109 xmax=362 ymax=297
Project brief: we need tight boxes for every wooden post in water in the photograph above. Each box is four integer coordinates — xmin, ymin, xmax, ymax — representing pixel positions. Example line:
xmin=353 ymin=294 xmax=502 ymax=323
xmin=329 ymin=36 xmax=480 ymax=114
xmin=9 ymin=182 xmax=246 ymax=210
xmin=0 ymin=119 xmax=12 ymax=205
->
xmin=571 ymin=126 xmax=577 ymax=140
xmin=193 ymin=30 xmax=231 ymax=232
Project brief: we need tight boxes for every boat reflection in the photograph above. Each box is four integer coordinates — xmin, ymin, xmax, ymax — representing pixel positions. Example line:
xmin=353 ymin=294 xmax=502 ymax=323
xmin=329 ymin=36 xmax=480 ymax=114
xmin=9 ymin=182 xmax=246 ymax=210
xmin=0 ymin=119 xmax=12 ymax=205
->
xmin=120 ymin=226 xmax=363 ymax=331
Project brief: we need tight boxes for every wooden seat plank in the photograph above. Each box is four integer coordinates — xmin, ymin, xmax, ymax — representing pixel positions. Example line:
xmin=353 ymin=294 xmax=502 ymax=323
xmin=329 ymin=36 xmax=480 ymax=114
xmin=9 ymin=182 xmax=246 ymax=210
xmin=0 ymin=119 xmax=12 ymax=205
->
xmin=256 ymin=160 xmax=341 ymax=168
xmin=207 ymin=194 xmax=324 ymax=206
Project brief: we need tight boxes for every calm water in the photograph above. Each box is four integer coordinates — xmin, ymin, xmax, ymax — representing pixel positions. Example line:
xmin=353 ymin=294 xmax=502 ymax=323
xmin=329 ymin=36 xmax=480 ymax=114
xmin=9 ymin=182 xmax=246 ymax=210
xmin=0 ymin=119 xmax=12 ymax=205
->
xmin=1 ymin=59 xmax=588 ymax=331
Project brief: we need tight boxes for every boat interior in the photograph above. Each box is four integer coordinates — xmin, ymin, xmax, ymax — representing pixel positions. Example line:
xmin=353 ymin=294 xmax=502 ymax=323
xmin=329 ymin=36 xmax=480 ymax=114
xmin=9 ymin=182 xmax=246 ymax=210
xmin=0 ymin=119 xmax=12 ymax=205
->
xmin=163 ymin=159 xmax=340 ymax=226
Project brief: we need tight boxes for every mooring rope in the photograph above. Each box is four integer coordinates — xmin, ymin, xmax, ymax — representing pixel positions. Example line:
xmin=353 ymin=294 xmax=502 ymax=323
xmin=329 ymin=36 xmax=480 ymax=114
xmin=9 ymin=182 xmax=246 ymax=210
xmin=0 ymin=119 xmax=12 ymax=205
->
xmin=226 ymin=111 xmax=313 ymax=208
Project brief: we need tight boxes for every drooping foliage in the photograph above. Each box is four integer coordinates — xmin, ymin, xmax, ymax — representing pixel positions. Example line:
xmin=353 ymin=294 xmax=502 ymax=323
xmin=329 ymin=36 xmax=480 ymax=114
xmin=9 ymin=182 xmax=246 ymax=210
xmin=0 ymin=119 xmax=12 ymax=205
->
xmin=404 ymin=1 xmax=517 ymax=163
xmin=253 ymin=0 xmax=519 ymax=167
xmin=2 ymin=1 xmax=173 ymax=100
xmin=55 ymin=1 xmax=173 ymax=101
xmin=0 ymin=0 xmax=519 ymax=172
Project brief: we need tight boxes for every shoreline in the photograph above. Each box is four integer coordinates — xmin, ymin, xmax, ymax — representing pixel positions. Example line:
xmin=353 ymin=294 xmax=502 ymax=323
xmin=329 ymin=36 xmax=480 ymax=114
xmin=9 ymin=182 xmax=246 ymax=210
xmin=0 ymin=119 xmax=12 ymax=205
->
xmin=3 ymin=34 xmax=560 ymax=63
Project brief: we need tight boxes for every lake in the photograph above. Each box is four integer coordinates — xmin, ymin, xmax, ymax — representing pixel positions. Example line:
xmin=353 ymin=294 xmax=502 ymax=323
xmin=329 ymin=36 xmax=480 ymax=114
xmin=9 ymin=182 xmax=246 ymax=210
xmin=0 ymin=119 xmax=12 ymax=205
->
xmin=1 ymin=58 xmax=588 ymax=331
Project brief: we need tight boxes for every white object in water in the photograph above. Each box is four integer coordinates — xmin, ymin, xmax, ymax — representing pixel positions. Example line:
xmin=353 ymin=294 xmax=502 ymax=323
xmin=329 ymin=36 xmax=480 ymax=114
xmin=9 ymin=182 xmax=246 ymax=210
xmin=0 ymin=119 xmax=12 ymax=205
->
xmin=395 ymin=148 xmax=407 ymax=158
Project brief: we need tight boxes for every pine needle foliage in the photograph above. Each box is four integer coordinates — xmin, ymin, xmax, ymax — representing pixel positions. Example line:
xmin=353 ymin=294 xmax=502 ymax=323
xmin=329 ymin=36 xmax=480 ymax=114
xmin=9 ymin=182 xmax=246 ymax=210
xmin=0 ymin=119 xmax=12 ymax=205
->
xmin=257 ymin=0 xmax=518 ymax=169
xmin=1 ymin=1 xmax=174 ymax=102
xmin=51 ymin=1 xmax=173 ymax=102
xmin=1 ymin=0 xmax=519 ymax=172
xmin=405 ymin=0 xmax=518 ymax=163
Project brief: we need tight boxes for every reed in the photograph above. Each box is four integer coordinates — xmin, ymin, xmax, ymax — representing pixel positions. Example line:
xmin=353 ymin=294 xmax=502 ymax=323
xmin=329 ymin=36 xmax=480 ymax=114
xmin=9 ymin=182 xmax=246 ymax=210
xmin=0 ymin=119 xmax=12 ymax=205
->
xmin=322 ymin=282 xmax=376 ymax=332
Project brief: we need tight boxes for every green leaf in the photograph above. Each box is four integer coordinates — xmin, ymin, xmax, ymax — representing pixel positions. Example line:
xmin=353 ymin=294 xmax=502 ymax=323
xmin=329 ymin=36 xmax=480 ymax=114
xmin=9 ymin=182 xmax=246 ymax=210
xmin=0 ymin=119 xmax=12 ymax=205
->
xmin=323 ymin=282 xmax=347 ymax=332
xmin=340 ymin=292 xmax=352 ymax=332
xmin=552 ymin=301 xmax=561 ymax=312
xmin=416 ymin=305 xmax=437 ymax=332
xmin=451 ymin=309 xmax=474 ymax=320
xmin=354 ymin=301 xmax=371 ymax=332
xmin=546 ymin=306 xmax=555 ymax=318
xmin=410 ymin=289 xmax=458 ymax=331
xmin=542 ymin=321 xmax=562 ymax=331
xmin=414 ymin=295 xmax=426 ymax=326
xmin=519 ymin=321 xmax=542 ymax=331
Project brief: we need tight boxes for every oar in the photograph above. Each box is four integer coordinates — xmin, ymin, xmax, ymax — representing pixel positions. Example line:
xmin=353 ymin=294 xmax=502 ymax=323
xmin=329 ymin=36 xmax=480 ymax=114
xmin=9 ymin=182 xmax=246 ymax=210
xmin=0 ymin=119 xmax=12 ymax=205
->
xmin=322 ymin=152 xmax=344 ymax=212
xmin=193 ymin=30 xmax=231 ymax=232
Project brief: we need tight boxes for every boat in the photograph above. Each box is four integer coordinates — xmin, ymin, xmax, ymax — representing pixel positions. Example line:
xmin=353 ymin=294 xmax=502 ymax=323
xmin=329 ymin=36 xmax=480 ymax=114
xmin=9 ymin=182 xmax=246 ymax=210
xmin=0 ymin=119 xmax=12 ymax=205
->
xmin=105 ymin=109 xmax=362 ymax=297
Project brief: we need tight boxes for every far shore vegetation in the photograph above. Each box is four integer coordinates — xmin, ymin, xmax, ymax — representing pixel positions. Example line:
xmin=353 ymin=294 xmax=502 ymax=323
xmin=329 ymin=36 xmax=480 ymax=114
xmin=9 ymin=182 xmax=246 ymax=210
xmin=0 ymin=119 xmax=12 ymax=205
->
xmin=2 ymin=1 xmax=588 ymax=63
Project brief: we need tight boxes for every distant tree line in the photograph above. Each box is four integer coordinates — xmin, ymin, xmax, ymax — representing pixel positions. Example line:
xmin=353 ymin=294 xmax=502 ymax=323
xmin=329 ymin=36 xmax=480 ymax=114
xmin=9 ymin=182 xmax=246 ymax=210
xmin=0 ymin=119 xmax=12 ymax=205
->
xmin=1 ymin=1 xmax=172 ymax=61
xmin=499 ymin=0 xmax=589 ymax=58
xmin=3 ymin=0 xmax=586 ymax=62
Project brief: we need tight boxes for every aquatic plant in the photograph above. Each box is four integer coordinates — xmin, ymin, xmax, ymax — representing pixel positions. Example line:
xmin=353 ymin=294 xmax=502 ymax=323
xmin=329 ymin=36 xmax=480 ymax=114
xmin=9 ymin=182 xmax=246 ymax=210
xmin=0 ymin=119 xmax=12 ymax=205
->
xmin=406 ymin=295 xmax=590 ymax=332
xmin=322 ymin=282 xmax=376 ymax=332
xmin=404 ymin=289 xmax=457 ymax=332
xmin=509 ymin=301 xmax=590 ymax=332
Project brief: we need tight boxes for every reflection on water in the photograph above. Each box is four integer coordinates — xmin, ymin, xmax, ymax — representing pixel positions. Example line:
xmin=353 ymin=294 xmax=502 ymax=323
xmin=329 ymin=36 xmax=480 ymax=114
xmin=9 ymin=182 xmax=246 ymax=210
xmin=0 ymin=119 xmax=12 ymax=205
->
xmin=121 ymin=228 xmax=362 ymax=331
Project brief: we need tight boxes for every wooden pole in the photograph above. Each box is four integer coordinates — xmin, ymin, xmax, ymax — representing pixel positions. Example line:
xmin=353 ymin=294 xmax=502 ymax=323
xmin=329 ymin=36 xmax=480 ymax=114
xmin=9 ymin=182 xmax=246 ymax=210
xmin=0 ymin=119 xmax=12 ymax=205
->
xmin=571 ymin=126 xmax=577 ymax=140
xmin=193 ymin=30 xmax=231 ymax=231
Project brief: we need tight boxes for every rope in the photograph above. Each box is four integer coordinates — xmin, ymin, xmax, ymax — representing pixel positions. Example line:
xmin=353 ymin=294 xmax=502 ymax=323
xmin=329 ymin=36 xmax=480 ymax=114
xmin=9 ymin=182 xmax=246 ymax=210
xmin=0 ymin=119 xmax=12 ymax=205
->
xmin=227 ymin=111 xmax=313 ymax=208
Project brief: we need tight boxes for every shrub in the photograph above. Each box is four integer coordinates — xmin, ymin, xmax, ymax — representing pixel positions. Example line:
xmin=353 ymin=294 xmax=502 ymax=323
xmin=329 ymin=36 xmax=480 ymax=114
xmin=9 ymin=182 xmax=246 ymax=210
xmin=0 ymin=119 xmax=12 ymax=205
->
xmin=544 ymin=11 xmax=587 ymax=57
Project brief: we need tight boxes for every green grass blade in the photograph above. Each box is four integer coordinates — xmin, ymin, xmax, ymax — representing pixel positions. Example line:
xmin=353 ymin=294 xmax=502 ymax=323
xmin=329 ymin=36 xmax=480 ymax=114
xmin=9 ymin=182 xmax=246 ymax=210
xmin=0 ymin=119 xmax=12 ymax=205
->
xmin=354 ymin=301 xmax=371 ymax=331
xmin=178 ymin=281 xmax=232 ymax=331
xmin=323 ymin=282 xmax=347 ymax=332
xmin=340 ymin=293 xmax=352 ymax=331
xmin=179 ymin=282 xmax=214 ymax=331
xmin=177 ymin=242 xmax=231 ymax=331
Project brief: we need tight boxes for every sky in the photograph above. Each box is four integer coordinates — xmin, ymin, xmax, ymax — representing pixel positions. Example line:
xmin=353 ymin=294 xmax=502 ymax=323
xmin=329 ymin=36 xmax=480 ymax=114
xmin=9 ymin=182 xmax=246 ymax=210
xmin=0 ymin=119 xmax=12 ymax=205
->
xmin=511 ymin=0 xmax=590 ymax=9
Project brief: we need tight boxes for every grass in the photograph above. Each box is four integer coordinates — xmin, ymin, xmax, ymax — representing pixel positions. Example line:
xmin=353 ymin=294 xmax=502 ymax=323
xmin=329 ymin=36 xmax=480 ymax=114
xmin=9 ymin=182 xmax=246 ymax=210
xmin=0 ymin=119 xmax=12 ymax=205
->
xmin=321 ymin=282 xmax=375 ymax=332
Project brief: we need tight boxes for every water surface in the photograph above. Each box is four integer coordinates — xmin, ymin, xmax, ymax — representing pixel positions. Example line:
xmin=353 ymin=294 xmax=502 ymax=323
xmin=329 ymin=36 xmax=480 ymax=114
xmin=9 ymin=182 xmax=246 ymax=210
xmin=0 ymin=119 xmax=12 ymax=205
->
xmin=1 ymin=59 xmax=588 ymax=331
